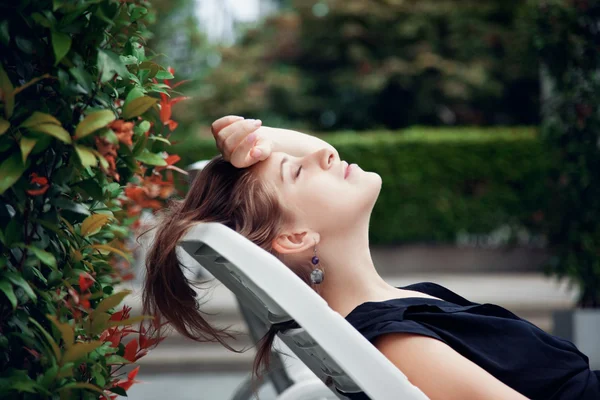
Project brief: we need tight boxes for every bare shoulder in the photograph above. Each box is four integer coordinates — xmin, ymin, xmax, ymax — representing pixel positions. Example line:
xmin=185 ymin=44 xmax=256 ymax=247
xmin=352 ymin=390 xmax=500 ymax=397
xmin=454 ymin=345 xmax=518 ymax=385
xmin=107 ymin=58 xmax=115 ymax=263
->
xmin=375 ymin=333 xmax=529 ymax=400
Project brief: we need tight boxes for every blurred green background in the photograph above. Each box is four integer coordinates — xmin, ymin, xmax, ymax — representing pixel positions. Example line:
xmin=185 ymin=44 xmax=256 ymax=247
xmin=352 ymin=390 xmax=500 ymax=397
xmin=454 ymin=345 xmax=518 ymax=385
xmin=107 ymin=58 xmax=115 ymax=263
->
xmin=148 ymin=0 xmax=546 ymax=246
xmin=153 ymin=0 xmax=539 ymax=134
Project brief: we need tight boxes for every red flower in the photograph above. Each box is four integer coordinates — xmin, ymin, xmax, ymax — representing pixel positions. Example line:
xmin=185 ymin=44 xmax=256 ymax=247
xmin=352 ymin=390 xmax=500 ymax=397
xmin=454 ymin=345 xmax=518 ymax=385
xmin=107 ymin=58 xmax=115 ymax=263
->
xmin=157 ymin=67 xmax=190 ymax=132
xmin=79 ymin=272 xmax=95 ymax=292
xmin=26 ymin=173 xmax=50 ymax=196
xmin=155 ymin=154 xmax=188 ymax=175
xmin=109 ymin=120 xmax=135 ymax=146
xmin=95 ymin=136 xmax=120 ymax=181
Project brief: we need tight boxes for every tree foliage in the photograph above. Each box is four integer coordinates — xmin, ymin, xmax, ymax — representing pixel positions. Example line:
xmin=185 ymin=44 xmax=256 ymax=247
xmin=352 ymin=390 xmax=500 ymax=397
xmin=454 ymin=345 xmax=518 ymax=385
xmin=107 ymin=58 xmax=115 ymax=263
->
xmin=0 ymin=0 xmax=187 ymax=397
xmin=532 ymin=0 xmax=600 ymax=308
xmin=193 ymin=0 xmax=539 ymax=131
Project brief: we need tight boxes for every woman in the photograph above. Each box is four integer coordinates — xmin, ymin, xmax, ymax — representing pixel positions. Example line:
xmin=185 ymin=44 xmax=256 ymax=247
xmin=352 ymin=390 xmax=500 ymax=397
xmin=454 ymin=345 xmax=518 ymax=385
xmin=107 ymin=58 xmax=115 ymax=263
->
xmin=143 ymin=116 xmax=600 ymax=400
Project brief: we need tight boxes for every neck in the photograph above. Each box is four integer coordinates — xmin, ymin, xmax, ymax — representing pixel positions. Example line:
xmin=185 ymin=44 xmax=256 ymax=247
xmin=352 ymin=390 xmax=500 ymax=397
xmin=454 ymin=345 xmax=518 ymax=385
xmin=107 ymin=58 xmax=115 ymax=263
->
xmin=315 ymin=223 xmax=397 ymax=317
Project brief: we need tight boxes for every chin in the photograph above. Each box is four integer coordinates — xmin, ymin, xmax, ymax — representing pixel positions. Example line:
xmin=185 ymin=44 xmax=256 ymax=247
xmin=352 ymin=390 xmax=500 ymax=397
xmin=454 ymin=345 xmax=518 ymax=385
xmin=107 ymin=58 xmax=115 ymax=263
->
xmin=360 ymin=172 xmax=383 ymax=210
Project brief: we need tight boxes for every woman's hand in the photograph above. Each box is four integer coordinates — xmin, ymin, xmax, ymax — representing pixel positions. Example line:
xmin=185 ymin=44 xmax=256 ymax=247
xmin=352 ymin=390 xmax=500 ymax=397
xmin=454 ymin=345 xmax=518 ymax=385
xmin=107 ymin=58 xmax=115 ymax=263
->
xmin=211 ymin=115 xmax=274 ymax=168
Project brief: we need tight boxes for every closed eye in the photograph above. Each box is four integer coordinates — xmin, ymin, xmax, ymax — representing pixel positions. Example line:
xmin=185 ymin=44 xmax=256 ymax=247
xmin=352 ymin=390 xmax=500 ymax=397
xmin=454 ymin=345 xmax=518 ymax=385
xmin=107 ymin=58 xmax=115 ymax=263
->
xmin=296 ymin=165 xmax=302 ymax=179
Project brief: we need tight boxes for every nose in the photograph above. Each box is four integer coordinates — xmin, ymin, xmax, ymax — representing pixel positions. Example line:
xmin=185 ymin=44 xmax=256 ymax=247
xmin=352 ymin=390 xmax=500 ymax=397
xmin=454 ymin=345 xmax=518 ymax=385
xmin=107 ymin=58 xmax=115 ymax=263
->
xmin=315 ymin=147 xmax=336 ymax=170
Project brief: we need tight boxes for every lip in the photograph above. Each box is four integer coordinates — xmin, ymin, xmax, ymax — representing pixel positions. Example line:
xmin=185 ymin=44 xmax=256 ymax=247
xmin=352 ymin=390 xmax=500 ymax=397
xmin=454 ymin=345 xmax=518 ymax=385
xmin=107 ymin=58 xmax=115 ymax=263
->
xmin=344 ymin=162 xmax=352 ymax=179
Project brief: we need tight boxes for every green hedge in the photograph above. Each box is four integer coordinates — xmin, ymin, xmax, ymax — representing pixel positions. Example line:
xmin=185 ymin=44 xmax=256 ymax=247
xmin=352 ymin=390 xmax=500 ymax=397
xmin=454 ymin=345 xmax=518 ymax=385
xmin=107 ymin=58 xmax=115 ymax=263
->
xmin=174 ymin=127 xmax=550 ymax=245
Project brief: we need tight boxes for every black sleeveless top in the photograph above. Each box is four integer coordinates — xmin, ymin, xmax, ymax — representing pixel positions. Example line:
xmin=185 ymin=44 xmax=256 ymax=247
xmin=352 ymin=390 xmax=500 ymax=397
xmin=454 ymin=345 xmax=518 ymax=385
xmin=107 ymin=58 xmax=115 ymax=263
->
xmin=342 ymin=282 xmax=600 ymax=400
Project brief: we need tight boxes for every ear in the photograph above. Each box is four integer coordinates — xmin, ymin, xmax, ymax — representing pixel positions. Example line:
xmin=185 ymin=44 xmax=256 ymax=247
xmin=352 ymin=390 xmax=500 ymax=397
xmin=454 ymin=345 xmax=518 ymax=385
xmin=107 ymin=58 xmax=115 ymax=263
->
xmin=272 ymin=229 xmax=319 ymax=255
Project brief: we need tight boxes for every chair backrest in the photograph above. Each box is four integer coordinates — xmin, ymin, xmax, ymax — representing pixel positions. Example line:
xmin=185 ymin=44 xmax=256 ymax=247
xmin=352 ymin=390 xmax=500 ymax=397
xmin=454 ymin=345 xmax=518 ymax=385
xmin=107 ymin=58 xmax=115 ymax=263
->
xmin=178 ymin=222 xmax=429 ymax=400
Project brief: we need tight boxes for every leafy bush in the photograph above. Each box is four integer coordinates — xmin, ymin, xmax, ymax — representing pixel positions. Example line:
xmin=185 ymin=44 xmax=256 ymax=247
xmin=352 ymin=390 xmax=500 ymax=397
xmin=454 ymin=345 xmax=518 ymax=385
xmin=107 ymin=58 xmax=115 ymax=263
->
xmin=174 ymin=127 xmax=550 ymax=244
xmin=531 ymin=0 xmax=600 ymax=307
xmin=190 ymin=0 xmax=539 ymax=131
xmin=0 ymin=0 xmax=188 ymax=397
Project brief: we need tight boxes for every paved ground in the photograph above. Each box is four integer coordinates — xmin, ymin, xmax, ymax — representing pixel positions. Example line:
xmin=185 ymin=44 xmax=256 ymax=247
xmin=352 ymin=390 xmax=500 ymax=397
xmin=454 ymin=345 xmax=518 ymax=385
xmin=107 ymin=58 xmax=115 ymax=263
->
xmin=127 ymin=372 xmax=276 ymax=400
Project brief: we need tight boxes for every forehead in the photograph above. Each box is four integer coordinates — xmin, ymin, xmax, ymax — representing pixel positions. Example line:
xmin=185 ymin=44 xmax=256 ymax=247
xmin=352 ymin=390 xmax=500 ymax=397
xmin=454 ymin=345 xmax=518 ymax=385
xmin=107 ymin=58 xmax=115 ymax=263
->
xmin=253 ymin=151 xmax=287 ymax=183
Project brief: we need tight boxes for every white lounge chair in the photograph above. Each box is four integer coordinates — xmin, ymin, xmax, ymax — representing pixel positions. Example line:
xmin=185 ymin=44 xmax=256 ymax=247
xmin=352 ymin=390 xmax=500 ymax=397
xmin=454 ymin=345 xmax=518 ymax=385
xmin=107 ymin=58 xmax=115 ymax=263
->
xmin=178 ymin=222 xmax=429 ymax=400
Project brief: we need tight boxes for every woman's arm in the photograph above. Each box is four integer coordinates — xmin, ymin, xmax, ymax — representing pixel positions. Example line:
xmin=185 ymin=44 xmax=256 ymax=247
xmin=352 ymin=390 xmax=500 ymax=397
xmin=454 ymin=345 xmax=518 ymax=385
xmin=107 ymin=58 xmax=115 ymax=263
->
xmin=211 ymin=116 xmax=337 ymax=168
xmin=376 ymin=333 xmax=529 ymax=400
xmin=257 ymin=126 xmax=337 ymax=158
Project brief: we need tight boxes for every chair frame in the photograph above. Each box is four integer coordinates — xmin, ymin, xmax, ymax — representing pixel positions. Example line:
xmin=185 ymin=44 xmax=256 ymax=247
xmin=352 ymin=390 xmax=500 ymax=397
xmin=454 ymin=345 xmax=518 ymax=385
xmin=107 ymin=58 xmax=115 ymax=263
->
xmin=178 ymin=222 xmax=429 ymax=400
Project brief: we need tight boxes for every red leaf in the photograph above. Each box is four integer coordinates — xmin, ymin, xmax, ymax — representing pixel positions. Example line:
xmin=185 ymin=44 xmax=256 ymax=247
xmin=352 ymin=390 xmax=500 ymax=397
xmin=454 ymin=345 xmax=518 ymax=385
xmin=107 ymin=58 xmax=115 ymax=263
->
xmin=109 ymin=310 xmax=124 ymax=322
xmin=128 ymin=365 xmax=140 ymax=381
xmin=135 ymin=349 xmax=148 ymax=361
xmin=80 ymin=298 xmax=91 ymax=309
xmin=26 ymin=185 xmax=49 ymax=196
xmin=79 ymin=273 xmax=95 ymax=291
xmin=30 ymin=173 xmax=48 ymax=185
xmin=124 ymin=338 xmax=138 ymax=362
xmin=169 ymin=96 xmax=190 ymax=106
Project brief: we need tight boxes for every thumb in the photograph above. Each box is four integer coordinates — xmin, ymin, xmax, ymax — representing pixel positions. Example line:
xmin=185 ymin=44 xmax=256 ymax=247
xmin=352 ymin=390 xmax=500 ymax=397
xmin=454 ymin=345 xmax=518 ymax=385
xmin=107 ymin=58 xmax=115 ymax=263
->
xmin=251 ymin=141 xmax=273 ymax=161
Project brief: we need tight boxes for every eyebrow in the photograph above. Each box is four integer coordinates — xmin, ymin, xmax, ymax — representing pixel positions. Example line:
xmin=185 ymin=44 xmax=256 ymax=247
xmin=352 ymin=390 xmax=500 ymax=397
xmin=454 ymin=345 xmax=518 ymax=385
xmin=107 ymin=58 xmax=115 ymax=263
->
xmin=280 ymin=156 xmax=288 ymax=183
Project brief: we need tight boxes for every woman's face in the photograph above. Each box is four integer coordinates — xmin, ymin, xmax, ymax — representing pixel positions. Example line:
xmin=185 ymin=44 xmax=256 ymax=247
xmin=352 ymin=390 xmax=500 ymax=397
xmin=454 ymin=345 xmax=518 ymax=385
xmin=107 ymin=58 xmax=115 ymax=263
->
xmin=253 ymin=148 xmax=382 ymax=236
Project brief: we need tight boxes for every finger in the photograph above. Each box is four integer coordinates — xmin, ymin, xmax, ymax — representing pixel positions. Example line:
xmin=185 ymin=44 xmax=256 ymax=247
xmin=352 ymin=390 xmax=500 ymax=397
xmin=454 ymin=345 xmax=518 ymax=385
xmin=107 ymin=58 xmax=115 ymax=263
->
xmin=211 ymin=115 xmax=244 ymax=136
xmin=250 ymin=137 xmax=273 ymax=162
xmin=221 ymin=119 xmax=262 ymax=155
xmin=229 ymin=128 xmax=262 ymax=167
xmin=214 ymin=119 xmax=255 ymax=155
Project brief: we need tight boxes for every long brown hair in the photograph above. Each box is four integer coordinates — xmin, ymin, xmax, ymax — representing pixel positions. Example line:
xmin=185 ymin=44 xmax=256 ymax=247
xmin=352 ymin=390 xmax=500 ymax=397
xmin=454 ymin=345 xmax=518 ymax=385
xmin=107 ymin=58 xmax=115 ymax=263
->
xmin=142 ymin=155 xmax=315 ymax=378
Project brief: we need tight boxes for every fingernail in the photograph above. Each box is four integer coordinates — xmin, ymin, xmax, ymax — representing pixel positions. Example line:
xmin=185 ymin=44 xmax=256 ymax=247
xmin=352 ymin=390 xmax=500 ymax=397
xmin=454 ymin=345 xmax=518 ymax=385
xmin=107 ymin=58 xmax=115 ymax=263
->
xmin=246 ymin=132 xmax=257 ymax=143
xmin=253 ymin=148 xmax=262 ymax=158
xmin=254 ymin=119 xmax=262 ymax=127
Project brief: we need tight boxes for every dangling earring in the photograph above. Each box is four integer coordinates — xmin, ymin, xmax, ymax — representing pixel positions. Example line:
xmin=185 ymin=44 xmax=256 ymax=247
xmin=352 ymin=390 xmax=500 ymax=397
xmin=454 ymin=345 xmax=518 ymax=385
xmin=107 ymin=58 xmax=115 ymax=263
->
xmin=310 ymin=243 xmax=324 ymax=285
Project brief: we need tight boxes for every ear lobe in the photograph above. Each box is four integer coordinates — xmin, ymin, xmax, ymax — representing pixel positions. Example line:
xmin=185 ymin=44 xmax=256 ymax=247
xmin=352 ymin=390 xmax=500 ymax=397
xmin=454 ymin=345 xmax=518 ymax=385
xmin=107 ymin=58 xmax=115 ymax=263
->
xmin=272 ymin=231 xmax=318 ymax=255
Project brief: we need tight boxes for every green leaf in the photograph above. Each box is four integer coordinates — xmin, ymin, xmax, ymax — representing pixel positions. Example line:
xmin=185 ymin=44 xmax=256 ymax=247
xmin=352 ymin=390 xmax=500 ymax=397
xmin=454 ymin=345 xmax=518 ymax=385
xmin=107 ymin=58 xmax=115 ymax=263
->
xmin=80 ymin=214 xmax=110 ymax=236
xmin=74 ymin=110 xmax=115 ymax=139
xmin=122 ymin=96 xmax=157 ymax=119
xmin=106 ymin=354 xmax=132 ymax=365
xmin=0 ymin=118 xmax=9 ymax=135
xmin=5 ymin=271 xmax=36 ymax=302
xmin=62 ymin=341 xmax=102 ymax=364
xmin=69 ymin=65 xmax=93 ymax=94
xmin=155 ymin=70 xmax=174 ymax=80
xmin=29 ymin=317 xmax=61 ymax=361
xmin=148 ymin=136 xmax=171 ymax=145
xmin=124 ymin=86 xmax=145 ymax=107
xmin=90 ymin=312 xmax=111 ymax=335
xmin=0 ymin=280 xmax=17 ymax=309
xmin=74 ymin=178 xmax=104 ymax=201
xmin=26 ymin=245 xmax=57 ymax=269
xmin=20 ymin=111 xmax=61 ymax=128
xmin=89 ymin=244 xmax=130 ymax=261
xmin=20 ymin=137 xmax=37 ymax=163
xmin=97 ymin=49 xmax=128 ymax=83
xmin=0 ymin=152 xmax=29 ymax=195
xmin=58 ymin=382 xmax=106 ymax=396
xmin=3 ymin=218 xmax=22 ymax=246
xmin=29 ymin=123 xmax=72 ymax=144
xmin=51 ymin=31 xmax=71 ymax=65
xmin=139 ymin=61 xmax=160 ymax=79
xmin=135 ymin=149 xmax=166 ymax=166
xmin=48 ymin=315 xmax=74 ymax=348
xmin=0 ymin=63 xmax=14 ymax=118
xmin=95 ymin=290 xmax=131 ymax=314
xmin=0 ymin=20 xmax=9 ymax=46
xmin=108 ymin=385 xmax=128 ymax=396
xmin=75 ymin=145 xmax=98 ymax=168
xmin=91 ymin=149 xmax=109 ymax=169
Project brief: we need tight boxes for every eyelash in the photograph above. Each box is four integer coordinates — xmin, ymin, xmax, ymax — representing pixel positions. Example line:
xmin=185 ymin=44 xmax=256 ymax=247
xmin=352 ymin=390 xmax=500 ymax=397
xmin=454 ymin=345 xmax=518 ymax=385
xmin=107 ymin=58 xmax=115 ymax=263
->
xmin=296 ymin=165 xmax=302 ymax=179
